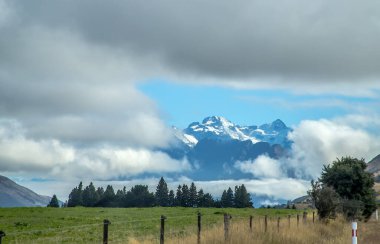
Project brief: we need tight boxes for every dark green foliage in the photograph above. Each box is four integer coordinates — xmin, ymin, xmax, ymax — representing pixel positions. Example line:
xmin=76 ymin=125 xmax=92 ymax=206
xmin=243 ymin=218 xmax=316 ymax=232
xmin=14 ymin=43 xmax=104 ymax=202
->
xmin=221 ymin=187 xmax=234 ymax=207
xmin=168 ymin=190 xmax=175 ymax=207
xmin=155 ymin=177 xmax=169 ymax=206
xmin=309 ymin=180 xmax=340 ymax=220
xmin=65 ymin=178 xmax=252 ymax=209
xmin=96 ymin=185 xmax=117 ymax=207
xmin=181 ymin=184 xmax=190 ymax=207
xmin=124 ymin=185 xmax=155 ymax=207
xmin=47 ymin=194 xmax=59 ymax=208
xmin=234 ymin=184 xmax=253 ymax=208
xmin=175 ymin=185 xmax=182 ymax=206
xmin=197 ymin=189 xmax=215 ymax=207
xmin=320 ymin=157 xmax=377 ymax=220
xmin=201 ymin=193 xmax=215 ymax=207
xmin=96 ymin=187 xmax=104 ymax=199
xmin=189 ymin=182 xmax=197 ymax=207
xmin=67 ymin=182 xmax=83 ymax=207
xmin=82 ymin=182 xmax=99 ymax=207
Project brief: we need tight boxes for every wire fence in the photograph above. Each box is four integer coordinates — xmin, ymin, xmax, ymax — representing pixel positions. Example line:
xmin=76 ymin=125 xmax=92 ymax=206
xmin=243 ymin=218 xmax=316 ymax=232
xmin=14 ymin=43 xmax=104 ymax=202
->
xmin=0 ymin=210 xmax=317 ymax=244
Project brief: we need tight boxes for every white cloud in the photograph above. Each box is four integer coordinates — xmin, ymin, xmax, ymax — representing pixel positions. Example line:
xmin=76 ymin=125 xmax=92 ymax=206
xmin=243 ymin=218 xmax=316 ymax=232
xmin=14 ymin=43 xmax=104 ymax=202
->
xmin=0 ymin=120 xmax=190 ymax=180
xmin=234 ymin=155 xmax=284 ymax=179
xmin=190 ymin=178 xmax=310 ymax=201
xmin=287 ymin=117 xmax=380 ymax=179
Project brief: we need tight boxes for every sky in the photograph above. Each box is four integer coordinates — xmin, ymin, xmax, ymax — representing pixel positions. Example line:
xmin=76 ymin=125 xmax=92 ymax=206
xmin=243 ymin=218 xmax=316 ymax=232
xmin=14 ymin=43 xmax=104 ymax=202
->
xmin=1 ymin=0 xmax=380 ymax=204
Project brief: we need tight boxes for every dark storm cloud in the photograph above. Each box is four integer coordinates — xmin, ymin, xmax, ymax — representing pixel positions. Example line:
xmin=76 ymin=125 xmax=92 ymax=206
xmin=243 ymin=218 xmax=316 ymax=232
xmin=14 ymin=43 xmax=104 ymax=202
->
xmin=10 ymin=0 xmax=380 ymax=81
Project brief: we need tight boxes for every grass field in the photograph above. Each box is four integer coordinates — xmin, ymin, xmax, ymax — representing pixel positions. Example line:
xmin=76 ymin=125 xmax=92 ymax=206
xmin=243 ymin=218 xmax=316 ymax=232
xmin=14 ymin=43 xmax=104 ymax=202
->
xmin=0 ymin=207 xmax=378 ymax=243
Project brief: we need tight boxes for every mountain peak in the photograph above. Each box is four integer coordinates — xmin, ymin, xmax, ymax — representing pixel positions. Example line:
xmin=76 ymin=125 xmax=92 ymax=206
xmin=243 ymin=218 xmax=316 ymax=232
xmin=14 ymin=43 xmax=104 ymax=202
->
xmin=271 ymin=119 xmax=287 ymax=130
xmin=178 ymin=116 xmax=291 ymax=147
xmin=202 ymin=116 xmax=233 ymax=127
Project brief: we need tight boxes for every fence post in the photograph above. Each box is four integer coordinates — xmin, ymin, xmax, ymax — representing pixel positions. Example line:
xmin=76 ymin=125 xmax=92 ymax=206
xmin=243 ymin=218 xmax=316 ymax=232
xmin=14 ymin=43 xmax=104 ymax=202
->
xmin=297 ymin=214 xmax=299 ymax=227
xmin=303 ymin=212 xmax=307 ymax=224
xmin=288 ymin=215 xmax=291 ymax=227
xmin=264 ymin=215 xmax=268 ymax=233
xmin=249 ymin=216 xmax=253 ymax=232
xmin=313 ymin=212 xmax=315 ymax=223
xmin=103 ymin=219 xmax=111 ymax=244
xmin=352 ymin=221 xmax=357 ymax=244
xmin=375 ymin=209 xmax=378 ymax=221
xmin=224 ymin=214 xmax=230 ymax=241
xmin=0 ymin=231 xmax=5 ymax=244
xmin=160 ymin=215 xmax=166 ymax=244
xmin=197 ymin=212 xmax=201 ymax=244
xmin=277 ymin=217 xmax=280 ymax=232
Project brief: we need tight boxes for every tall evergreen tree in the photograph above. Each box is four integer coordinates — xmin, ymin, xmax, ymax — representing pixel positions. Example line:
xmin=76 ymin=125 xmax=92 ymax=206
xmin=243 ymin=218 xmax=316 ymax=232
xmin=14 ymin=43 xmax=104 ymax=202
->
xmin=125 ymin=185 xmax=155 ymax=207
xmin=96 ymin=185 xmax=116 ymax=207
xmin=181 ymin=184 xmax=190 ymax=207
xmin=202 ymin=193 xmax=215 ymax=207
xmin=175 ymin=185 xmax=182 ymax=206
xmin=96 ymin=187 xmax=104 ymax=199
xmin=189 ymin=182 xmax=197 ymax=207
xmin=155 ymin=177 xmax=169 ymax=206
xmin=67 ymin=182 xmax=84 ymax=207
xmin=197 ymin=189 xmax=205 ymax=207
xmin=82 ymin=182 xmax=99 ymax=207
xmin=168 ymin=190 xmax=175 ymax=207
xmin=47 ymin=194 xmax=60 ymax=207
xmin=234 ymin=184 xmax=252 ymax=208
xmin=221 ymin=187 xmax=234 ymax=207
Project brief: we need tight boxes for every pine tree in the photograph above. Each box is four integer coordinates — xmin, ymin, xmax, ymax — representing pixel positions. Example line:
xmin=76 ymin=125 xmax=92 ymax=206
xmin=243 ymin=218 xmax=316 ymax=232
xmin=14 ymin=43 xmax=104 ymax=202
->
xmin=181 ymin=184 xmax=190 ymax=207
xmin=202 ymin=193 xmax=215 ymax=207
xmin=155 ymin=177 xmax=169 ymax=206
xmin=82 ymin=182 xmax=99 ymax=207
xmin=168 ymin=190 xmax=175 ymax=207
xmin=189 ymin=182 xmax=197 ymax=207
xmin=221 ymin=187 xmax=234 ymax=207
xmin=197 ymin=189 xmax=205 ymax=207
xmin=125 ymin=185 xmax=155 ymax=207
xmin=96 ymin=187 xmax=104 ymax=199
xmin=234 ymin=184 xmax=252 ymax=208
xmin=47 ymin=194 xmax=60 ymax=208
xmin=175 ymin=185 xmax=182 ymax=206
xmin=67 ymin=182 xmax=84 ymax=207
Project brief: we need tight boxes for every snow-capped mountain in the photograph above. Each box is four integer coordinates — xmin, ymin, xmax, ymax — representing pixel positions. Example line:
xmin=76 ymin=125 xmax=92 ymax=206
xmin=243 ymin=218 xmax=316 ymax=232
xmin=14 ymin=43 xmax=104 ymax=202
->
xmin=179 ymin=116 xmax=291 ymax=148
xmin=164 ymin=116 xmax=292 ymax=180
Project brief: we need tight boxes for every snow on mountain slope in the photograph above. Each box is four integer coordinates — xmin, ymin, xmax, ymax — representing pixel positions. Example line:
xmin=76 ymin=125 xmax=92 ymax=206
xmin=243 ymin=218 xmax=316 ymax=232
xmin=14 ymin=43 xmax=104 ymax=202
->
xmin=175 ymin=116 xmax=291 ymax=147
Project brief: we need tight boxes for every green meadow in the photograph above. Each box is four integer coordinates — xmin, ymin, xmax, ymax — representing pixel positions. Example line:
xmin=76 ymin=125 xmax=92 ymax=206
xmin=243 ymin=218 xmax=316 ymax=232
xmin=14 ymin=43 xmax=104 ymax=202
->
xmin=0 ymin=207 xmax=302 ymax=243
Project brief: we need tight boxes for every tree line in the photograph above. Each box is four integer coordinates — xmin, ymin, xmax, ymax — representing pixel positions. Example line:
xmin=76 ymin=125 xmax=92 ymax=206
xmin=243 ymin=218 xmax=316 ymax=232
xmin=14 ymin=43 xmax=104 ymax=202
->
xmin=64 ymin=177 xmax=253 ymax=208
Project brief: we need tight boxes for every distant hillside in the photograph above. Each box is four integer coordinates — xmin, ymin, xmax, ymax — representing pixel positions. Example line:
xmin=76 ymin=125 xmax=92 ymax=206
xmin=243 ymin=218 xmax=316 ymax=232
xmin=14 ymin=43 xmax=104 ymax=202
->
xmin=367 ymin=154 xmax=380 ymax=182
xmin=0 ymin=175 xmax=51 ymax=207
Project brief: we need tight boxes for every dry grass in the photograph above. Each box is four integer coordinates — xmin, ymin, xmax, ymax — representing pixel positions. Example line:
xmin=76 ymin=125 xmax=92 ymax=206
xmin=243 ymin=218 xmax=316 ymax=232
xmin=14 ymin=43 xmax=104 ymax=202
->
xmin=129 ymin=215 xmax=380 ymax=244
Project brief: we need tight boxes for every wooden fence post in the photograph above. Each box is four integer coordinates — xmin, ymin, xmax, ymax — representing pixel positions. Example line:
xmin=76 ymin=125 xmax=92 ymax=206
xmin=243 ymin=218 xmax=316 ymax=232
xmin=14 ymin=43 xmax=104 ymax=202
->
xmin=197 ymin=212 xmax=201 ymax=244
xmin=103 ymin=219 xmax=111 ymax=244
xmin=277 ymin=217 xmax=280 ymax=232
xmin=224 ymin=214 xmax=230 ymax=241
xmin=303 ymin=212 xmax=307 ymax=224
xmin=249 ymin=216 xmax=253 ymax=232
xmin=160 ymin=215 xmax=166 ymax=244
xmin=313 ymin=212 xmax=315 ymax=223
xmin=0 ymin=231 xmax=5 ymax=244
xmin=297 ymin=214 xmax=299 ymax=227
xmin=264 ymin=215 xmax=268 ymax=233
xmin=288 ymin=215 xmax=291 ymax=227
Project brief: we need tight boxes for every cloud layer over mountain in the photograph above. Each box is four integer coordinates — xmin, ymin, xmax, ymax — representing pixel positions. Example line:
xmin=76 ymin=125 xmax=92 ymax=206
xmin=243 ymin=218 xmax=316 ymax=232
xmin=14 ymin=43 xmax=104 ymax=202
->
xmin=1 ymin=0 xmax=380 ymax=202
